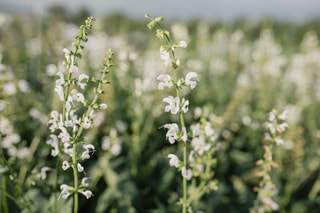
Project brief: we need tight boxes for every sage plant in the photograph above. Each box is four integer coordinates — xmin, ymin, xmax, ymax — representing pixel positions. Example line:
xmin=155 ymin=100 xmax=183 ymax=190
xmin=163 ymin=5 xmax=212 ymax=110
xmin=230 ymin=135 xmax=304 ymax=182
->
xmin=146 ymin=14 xmax=200 ymax=213
xmin=47 ymin=17 xmax=114 ymax=213
xmin=251 ymin=109 xmax=288 ymax=213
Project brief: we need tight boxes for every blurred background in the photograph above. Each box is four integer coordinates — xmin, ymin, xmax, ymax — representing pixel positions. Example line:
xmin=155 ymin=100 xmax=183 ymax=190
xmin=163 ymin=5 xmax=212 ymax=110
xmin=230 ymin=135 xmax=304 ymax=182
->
xmin=1 ymin=1 xmax=320 ymax=213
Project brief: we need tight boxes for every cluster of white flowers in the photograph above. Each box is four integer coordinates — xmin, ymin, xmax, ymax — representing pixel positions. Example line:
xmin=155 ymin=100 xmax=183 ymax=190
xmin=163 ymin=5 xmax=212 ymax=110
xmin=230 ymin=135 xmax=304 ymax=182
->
xmin=47 ymin=45 xmax=112 ymax=201
xmin=264 ymin=109 xmax=289 ymax=145
xmin=101 ymin=128 xmax=123 ymax=156
xmin=155 ymin=38 xmax=201 ymax=182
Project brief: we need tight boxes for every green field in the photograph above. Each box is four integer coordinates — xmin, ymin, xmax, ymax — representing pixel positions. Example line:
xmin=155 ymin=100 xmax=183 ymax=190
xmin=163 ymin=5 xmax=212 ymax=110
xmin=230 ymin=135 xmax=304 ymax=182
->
xmin=1 ymin=9 xmax=320 ymax=213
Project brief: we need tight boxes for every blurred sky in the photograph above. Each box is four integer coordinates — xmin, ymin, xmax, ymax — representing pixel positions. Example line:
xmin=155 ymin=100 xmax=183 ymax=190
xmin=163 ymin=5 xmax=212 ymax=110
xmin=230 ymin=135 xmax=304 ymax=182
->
xmin=2 ymin=0 xmax=320 ymax=22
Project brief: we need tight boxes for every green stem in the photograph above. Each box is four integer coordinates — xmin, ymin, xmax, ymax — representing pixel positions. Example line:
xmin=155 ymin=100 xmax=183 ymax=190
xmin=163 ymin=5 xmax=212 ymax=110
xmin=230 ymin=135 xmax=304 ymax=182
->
xmin=174 ymin=68 xmax=188 ymax=213
xmin=72 ymin=143 xmax=78 ymax=213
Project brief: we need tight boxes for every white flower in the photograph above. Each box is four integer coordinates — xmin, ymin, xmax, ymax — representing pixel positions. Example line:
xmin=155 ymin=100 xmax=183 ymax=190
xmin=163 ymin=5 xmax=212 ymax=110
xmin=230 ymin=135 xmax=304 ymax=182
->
xmin=78 ymin=74 xmax=89 ymax=89
xmin=56 ymin=72 xmax=65 ymax=86
xmin=64 ymin=142 xmax=73 ymax=156
xmin=46 ymin=134 xmax=59 ymax=157
xmin=178 ymin=40 xmax=187 ymax=48
xmin=163 ymin=96 xmax=179 ymax=114
xmin=60 ymin=184 xmax=71 ymax=199
xmin=83 ymin=117 xmax=91 ymax=129
xmin=163 ymin=123 xmax=179 ymax=144
xmin=268 ymin=111 xmax=276 ymax=122
xmin=185 ymin=72 xmax=199 ymax=89
xmin=81 ymin=190 xmax=93 ymax=199
xmin=41 ymin=167 xmax=51 ymax=180
xmin=261 ymin=197 xmax=279 ymax=211
xmin=18 ymin=80 xmax=30 ymax=93
xmin=81 ymin=177 xmax=89 ymax=187
xmin=204 ymin=125 xmax=215 ymax=137
xmin=54 ymin=85 xmax=64 ymax=101
xmin=191 ymin=135 xmax=211 ymax=155
xmin=160 ymin=46 xmax=172 ymax=67
xmin=265 ymin=122 xmax=275 ymax=134
xmin=277 ymin=122 xmax=288 ymax=133
xmin=0 ymin=166 xmax=6 ymax=174
xmin=102 ymin=136 xmax=111 ymax=151
xmin=62 ymin=160 xmax=70 ymax=170
xmin=100 ymin=103 xmax=108 ymax=110
xmin=111 ymin=143 xmax=122 ymax=156
xmin=168 ymin=154 xmax=179 ymax=168
xmin=82 ymin=151 xmax=90 ymax=160
xmin=63 ymin=48 xmax=70 ymax=61
xmin=279 ymin=110 xmax=288 ymax=120
xmin=275 ymin=138 xmax=284 ymax=145
xmin=189 ymin=150 xmax=195 ymax=164
xmin=3 ymin=82 xmax=16 ymax=95
xmin=157 ymin=74 xmax=173 ymax=90
xmin=77 ymin=163 xmax=85 ymax=173
xmin=181 ymin=98 xmax=189 ymax=113
xmin=181 ymin=166 xmax=192 ymax=180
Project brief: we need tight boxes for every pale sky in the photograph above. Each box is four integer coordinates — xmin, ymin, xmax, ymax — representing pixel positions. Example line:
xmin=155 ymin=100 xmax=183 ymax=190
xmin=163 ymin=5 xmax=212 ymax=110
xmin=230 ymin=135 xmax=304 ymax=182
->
xmin=1 ymin=0 xmax=320 ymax=22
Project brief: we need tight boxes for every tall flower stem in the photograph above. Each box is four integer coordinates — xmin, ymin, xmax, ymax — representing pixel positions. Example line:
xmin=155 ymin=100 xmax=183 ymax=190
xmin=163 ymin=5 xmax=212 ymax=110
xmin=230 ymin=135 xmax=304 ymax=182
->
xmin=72 ymin=143 xmax=79 ymax=213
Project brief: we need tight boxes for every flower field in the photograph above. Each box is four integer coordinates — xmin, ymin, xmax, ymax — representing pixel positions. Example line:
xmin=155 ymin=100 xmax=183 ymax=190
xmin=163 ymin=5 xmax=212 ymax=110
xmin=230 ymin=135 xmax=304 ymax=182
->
xmin=1 ymin=9 xmax=320 ymax=213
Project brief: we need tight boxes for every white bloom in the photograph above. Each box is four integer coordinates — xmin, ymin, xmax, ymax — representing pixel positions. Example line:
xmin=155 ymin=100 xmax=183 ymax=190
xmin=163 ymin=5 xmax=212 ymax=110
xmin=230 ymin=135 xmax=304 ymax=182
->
xmin=279 ymin=110 xmax=289 ymax=120
xmin=89 ymin=110 xmax=96 ymax=119
xmin=0 ymin=166 xmax=6 ymax=174
xmin=100 ymin=103 xmax=108 ymax=110
xmin=111 ymin=143 xmax=122 ymax=156
xmin=178 ymin=40 xmax=187 ymax=48
xmin=160 ymin=46 xmax=172 ymax=67
xmin=83 ymin=144 xmax=95 ymax=151
xmin=181 ymin=98 xmax=189 ymax=113
xmin=83 ymin=117 xmax=91 ymax=129
xmin=54 ymin=85 xmax=64 ymax=101
xmin=189 ymin=150 xmax=195 ymax=164
xmin=261 ymin=197 xmax=279 ymax=211
xmin=81 ymin=177 xmax=89 ymax=187
xmin=82 ymin=150 xmax=90 ymax=160
xmin=3 ymin=82 xmax=16 ymax=95
xmin=268 ymin=111 xmax=276 ymax=122
xmin=64 ymin=143 xmax=73 ymax=156
xmin=277 ymin=122 xmax=288 ymax=133
xmin=41 ymin=167 xmax=52 ymax=180
xmin=168 ymin=154 xmax=179 ymax=168
xmin=77 ymin=163 xmax=85 ymax=173
xmin=81 ymin=190 xmax=93 ymax=199
xmin=275 ymin=138 xmax=284 ymax=145
xmin=18 ymin=80 xmax=30 ymax=93
xmin=56 ymin=72 xmax=65 ymax=86
xmin=78 ymin=74 xmax=89 ymax=89
xmin=265 ymin=122 xmax=275 ymax=134
xmin=62 ymin=161 xmax=70 ymax=170
xmin=181 ymin=166 xmax=192 ymax=180
xmin=63 ymin=48 xmax=70 ymax=61
xmin=163 ymin=96 xmax=179 ymax=114
xmin=185 ymin=72 xmax=199 ymax=89
xmin=163 ymin=123 xmax=179 ymax=144
xmin=204 ymin=125 xmax=215 ymax=136
xmin=157 ymin=74 xmax=173 ymax=90
xmin=46 ymin=134 xmax=59 ymax=157
xmin=60 ymin=184 xmax=71 ymax=199
xmin=191 ymin=135 xmax=211 ymax=155
xmin=102 ymin=136 xmax=111 ymax=151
